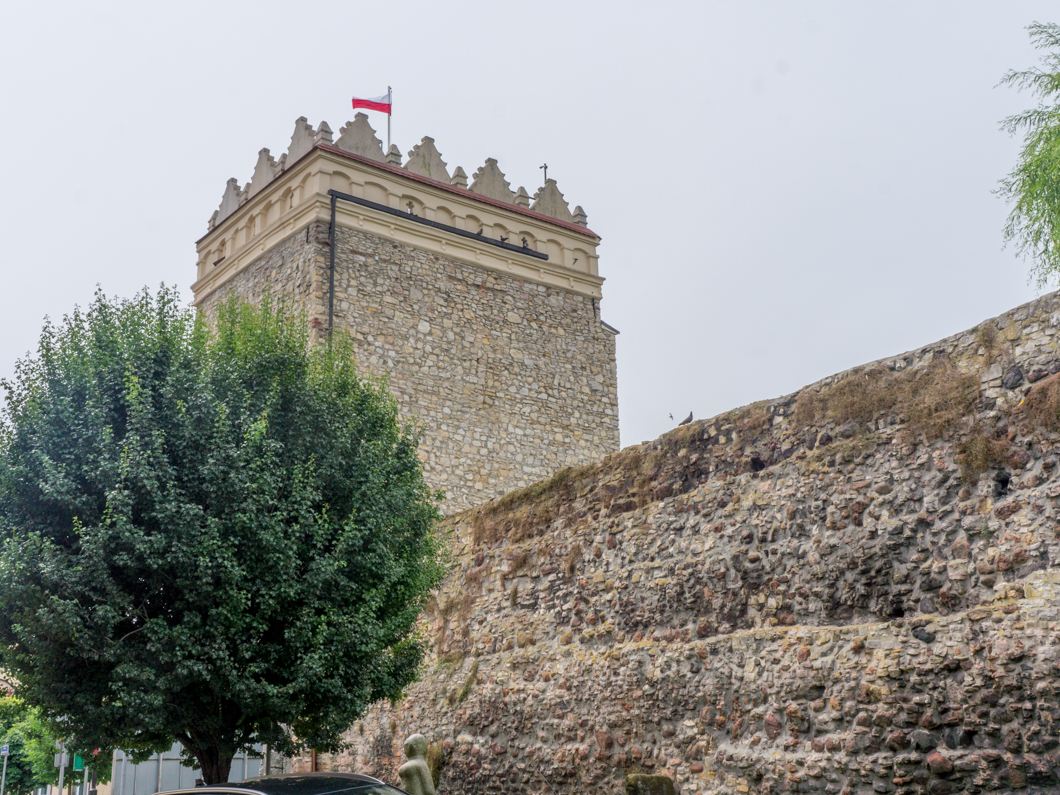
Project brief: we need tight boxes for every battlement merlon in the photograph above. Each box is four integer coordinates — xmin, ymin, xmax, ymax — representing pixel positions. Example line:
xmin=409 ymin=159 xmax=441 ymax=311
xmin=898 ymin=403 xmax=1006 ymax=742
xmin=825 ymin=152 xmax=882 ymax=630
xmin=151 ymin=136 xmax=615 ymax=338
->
xmin=193 ymin=128 xmax=603 ymax=304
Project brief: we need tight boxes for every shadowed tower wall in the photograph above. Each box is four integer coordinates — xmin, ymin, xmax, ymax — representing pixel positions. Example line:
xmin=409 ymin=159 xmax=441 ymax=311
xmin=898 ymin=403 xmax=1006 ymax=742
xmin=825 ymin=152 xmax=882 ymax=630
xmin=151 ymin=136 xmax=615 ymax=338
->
xmin=193 ymin=116 xmax=619 ymax=512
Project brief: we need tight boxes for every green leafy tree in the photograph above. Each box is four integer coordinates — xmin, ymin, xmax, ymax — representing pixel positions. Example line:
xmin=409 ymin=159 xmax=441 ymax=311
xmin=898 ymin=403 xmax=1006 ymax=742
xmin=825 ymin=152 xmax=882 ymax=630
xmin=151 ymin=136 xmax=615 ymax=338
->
xmin=999 ymin=22 xmax=1060 ymax=286
xmin=0 ymin=288 xmax=445 ymax=784
xmin=0 ymin=696 xmax=46 ymax=795
xmin=0 ymin=696 xmax=64 ymax=795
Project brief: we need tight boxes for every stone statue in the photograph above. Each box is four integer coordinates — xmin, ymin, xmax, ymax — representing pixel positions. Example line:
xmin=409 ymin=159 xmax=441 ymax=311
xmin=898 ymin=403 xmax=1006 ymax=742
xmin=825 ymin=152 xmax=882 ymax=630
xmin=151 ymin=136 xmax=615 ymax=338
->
xmin=398 ymin=734 xmax=436 ymax=795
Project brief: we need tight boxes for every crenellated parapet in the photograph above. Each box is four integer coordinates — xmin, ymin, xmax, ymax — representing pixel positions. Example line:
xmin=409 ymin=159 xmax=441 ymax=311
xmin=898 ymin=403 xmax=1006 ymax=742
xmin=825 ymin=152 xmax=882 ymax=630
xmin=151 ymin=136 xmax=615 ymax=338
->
xmin=531 ymin=179 xmax=573 ymax=223
xmin=196 ymin=115 xmax=602 ymax=303
xmin=207 ymin=116 xmax=591 ymax=231
xmin=335 ymin=114 xmax=385 ymax=163
xmin=404 ymin=136 xmax=449 ymax=183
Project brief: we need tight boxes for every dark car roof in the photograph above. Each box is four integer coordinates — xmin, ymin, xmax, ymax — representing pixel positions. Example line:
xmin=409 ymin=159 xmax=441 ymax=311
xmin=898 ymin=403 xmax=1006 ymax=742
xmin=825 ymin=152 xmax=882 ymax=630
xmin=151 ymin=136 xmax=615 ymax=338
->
xmin=233 ymin=774 xmax=391 ymax=795
xmin=159 ymin=773 xmax=403 ymax=795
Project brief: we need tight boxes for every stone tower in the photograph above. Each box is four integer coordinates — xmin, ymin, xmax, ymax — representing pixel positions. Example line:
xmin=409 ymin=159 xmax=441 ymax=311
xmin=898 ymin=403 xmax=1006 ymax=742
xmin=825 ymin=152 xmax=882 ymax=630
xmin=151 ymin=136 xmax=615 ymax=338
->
xmin=192 ymin=115 xmax=619 ymax=512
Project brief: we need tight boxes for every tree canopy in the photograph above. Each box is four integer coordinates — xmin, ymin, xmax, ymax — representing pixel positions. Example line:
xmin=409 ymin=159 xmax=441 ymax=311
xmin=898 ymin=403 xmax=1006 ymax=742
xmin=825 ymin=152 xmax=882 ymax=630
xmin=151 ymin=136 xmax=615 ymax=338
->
xmin=0 ymin=288 xmax=446 ymax=784
xmin=999 ymin=22 xmax=1060 ymax=286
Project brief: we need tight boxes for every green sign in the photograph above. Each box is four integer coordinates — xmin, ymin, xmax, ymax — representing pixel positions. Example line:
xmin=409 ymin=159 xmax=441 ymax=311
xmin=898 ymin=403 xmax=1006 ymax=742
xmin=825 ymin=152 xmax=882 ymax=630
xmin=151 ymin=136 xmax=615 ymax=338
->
xmin=73 ymin=755 xmax=84 ymax=771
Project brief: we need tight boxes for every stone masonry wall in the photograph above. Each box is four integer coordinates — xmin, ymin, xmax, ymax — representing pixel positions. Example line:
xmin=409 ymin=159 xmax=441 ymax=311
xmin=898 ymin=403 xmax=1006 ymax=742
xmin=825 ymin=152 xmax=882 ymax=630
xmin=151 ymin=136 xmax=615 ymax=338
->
xmin=198 ymin=225 xmax=328 ymax=330
xmin=315 ymin=291 xmax=1060 ymax=795
xmin=328 ymin=225 xmax=619 ymax=513
xmin=197 ymin=222 xmax=620 ymax=513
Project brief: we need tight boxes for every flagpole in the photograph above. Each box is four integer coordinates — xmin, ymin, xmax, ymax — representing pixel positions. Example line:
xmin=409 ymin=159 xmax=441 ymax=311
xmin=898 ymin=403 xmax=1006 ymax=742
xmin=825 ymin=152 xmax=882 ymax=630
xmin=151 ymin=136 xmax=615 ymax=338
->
xmin=387 ymin=86 xmax=392 ymax=152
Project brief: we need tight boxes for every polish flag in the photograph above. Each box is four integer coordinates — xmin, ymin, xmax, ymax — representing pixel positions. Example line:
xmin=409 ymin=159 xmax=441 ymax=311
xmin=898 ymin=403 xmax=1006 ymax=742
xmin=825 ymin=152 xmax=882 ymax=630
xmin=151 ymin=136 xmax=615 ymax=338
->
xmin=351 ymin=91 xmax=392 ymax=115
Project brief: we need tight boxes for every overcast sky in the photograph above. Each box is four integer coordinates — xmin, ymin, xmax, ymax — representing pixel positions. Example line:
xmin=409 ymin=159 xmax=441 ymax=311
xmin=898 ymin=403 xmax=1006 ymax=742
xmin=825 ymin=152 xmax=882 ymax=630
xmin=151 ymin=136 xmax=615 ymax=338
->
xmin=0 ymin=2 xmax=1056 ymax=447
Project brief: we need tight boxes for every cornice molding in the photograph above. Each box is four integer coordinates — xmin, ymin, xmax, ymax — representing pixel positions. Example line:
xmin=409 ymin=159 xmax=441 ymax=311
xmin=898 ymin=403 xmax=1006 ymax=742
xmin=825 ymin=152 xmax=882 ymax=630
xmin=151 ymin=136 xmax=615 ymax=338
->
xmin=194 ymin=147 xmax=603 ymax=303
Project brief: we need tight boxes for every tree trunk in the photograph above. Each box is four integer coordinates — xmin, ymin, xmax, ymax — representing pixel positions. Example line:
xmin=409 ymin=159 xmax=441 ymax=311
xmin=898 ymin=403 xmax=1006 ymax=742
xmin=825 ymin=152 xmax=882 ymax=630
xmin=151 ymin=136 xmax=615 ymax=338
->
xmin=188 ymin=745 xmax=234 ymax=786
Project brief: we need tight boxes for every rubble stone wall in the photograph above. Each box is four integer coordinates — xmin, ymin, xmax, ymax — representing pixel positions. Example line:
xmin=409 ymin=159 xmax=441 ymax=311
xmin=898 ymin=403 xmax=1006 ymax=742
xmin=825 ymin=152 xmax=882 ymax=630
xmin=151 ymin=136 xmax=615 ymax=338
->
xmin=197 ymin=221 xmax=620 ymax=513
xmin=198 ymin=223 xmax=328 ymax=327
xmin=317 ymin=291 xmax=1060 ymax=795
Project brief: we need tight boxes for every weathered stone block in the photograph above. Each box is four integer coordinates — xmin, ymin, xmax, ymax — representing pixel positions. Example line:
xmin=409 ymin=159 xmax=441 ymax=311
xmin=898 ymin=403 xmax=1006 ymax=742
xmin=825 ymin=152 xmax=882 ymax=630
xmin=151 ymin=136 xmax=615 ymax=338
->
xmin=624 ymin=774 xmax=674 ymax=795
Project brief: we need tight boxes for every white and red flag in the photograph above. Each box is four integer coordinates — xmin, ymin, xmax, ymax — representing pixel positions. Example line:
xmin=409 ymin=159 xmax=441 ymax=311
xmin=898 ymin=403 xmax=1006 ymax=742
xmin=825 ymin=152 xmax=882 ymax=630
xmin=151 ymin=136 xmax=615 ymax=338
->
xmin=351 ymin=91 xmax=392 ymax=115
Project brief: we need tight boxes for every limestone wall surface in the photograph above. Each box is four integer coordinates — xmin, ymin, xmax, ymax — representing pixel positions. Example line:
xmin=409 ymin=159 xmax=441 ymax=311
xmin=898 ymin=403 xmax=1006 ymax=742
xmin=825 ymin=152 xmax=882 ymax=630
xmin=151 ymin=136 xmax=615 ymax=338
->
xmin=328 ymin=224 xmax=619 ymax=513
xmin=318 ymin=291 xmax=1060 ymax=795
xmin=197 ymin=222 xmax=619 ymax=513
xmin=197 ymin=223 xmax=329 ymax=332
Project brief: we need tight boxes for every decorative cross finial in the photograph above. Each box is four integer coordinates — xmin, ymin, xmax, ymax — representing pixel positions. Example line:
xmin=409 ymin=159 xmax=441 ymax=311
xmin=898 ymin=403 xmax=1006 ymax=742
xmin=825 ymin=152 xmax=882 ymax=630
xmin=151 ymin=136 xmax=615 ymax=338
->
xmin=540 ymin=163 xmax=548 ymax=182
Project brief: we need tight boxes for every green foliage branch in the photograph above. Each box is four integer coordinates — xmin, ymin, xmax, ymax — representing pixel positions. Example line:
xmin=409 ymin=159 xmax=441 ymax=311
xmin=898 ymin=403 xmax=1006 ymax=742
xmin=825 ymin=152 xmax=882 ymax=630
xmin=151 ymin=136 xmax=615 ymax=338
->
xmin=0 ymin=287 xmax=446 ymax=784
xmin=999 ymin=22 xmax=1060 ymax=287
xmin=0 ymin=695 xmax=68 ymax=795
